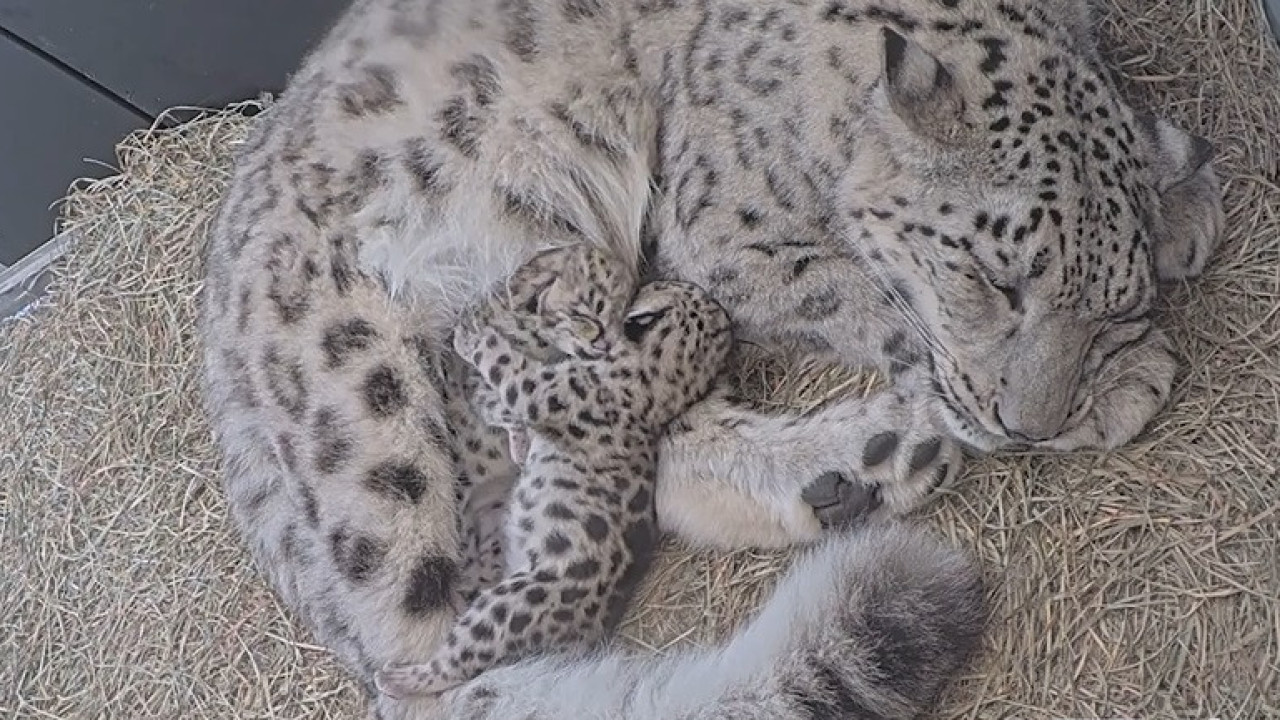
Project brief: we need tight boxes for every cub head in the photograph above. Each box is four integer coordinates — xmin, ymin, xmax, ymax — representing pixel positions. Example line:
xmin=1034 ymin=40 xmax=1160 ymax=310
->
xmin=502 ymin=243 xmax=638 ymax=359
xmin=844 ymin=16 xmax=1220 ymax=451
xmin=617 ymin=280 xmax=734 ymax=426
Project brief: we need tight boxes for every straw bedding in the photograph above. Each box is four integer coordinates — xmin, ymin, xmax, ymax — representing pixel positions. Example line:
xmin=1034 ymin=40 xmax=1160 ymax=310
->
xmin=3 ymin=1 xmax=1277 ymax=717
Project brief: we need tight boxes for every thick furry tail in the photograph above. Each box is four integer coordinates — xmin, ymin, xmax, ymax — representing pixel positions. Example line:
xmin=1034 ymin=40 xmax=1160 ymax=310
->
xmin=394 ymin=521 xmax=984 ymax=720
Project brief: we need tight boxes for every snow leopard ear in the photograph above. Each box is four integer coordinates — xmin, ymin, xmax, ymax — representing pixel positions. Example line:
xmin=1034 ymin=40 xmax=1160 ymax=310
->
xmin=1133 ymin=113 xmax=1223 ymax=282
xmin=1134 ymin=112 xmax=1215 ymax=193
xmin=881 ymin=27 xmax=967 ymax=144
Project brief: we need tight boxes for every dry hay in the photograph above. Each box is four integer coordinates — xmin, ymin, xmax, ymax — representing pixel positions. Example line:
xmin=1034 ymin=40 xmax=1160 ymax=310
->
xmin=2 ymin=0 xmax=1277 ymax=717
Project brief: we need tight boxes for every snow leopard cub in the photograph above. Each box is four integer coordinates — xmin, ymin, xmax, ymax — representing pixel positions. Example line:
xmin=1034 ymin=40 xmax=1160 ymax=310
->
xmin=375 ymin=274 xmax=734 ymax=698
xmin=454 ymin=243 xmax=637 ymax=596
xmin=468 ymin=243 xmax=638 ymax=465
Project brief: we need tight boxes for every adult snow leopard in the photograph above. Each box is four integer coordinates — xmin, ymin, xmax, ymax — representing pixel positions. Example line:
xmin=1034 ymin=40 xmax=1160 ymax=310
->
xmin=199 ymin=0 xmax=1220 ymax=717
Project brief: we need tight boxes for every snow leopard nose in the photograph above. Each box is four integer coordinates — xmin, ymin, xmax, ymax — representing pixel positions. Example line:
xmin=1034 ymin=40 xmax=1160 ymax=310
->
xmin=993 ymin=363 xmax=1078 ymax=444
xmin=994 ymin=395 xmax=1067 ymax=444
xmin=993 ymin=312 xmax=1091 ymax=445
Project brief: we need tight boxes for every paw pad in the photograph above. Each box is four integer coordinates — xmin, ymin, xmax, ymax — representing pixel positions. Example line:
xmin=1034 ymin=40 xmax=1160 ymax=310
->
xmin=908 ymin=437 xmax=942 ymax=473
xmin=862 ymin=431 xmax=899 ymax=467
xmin=802 ymin=472 xmax=883 ymax=530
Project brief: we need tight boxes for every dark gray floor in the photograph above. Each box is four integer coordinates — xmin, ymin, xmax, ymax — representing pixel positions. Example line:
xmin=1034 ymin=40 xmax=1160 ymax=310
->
xmin=0 ymin=37 xmax=141 ymax=267
xmin=0 ymin=0 xmax=351 ymax=266
xmin=0 ymin=0 xmax=351 ymax=118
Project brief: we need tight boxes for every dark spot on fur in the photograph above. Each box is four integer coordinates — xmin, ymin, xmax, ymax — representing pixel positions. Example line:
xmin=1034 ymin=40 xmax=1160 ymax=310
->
xmin=439 ymin=97 xmax=482 ymax=158
xmin=402 ymin=555 xmax=458 ymax=615
xmin=451 ymin=54 xmax=502 ymax=107
xmin=626 ymin=486 xmax=651 ymax=514
xmin=403 ymin=138 xmax=449 ymax=194
xmin=501 ymin=0 xmax=539 ymax=61
xmin=262 ymin=344 xmax=309 ymax=421
xmin=562 ymin=0 xmax=603 ymax=20
xmin=545 ymin=503 xmax=577 ymax=520
xmin=738 ymin=206 xmax=765 ymax=228
xmin=329 ymin=233 xmax=359 ymax=295
xmin=339 ymin=64 xmax=403 ymax=116
xmin=276 ymin=433 xmax=299 ymax=473
xmin=330 ymin=526 xmax=388 ymax=585
xmin=584 ymin=514 xmax=609 ymax=541
xmin=264 ymin=234 xmax=317 ymax=325
xmin=365 ymin=461 xmax=429 ymax=502
xmin=223 ymin=350 xmax=259 ymax=409
xmin=470 ymin=621 xmax=495 ymax=641
xmin=363 ymin=364 xmax=409 ymax=418
xmin=543 ymin=532 xmax=572 ymax=555
xmin=313 ymin=406 xmax=355 ymax=474
xmin=798 ymin=288 xmax=842 ymax=321
xmin=299 ymin=481 xmax=321 ymax=527
xmin=509 ymin=612 xmax=532 ymax=633
xmin=566 ymin=558 xmax=600 ymax=579
xmin=322 ymin=318 xmax=379 ymax=368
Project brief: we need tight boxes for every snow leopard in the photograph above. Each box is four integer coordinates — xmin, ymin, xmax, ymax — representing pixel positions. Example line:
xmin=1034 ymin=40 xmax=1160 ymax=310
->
xmin=199 ymin=0 xmax=1220 ymax=716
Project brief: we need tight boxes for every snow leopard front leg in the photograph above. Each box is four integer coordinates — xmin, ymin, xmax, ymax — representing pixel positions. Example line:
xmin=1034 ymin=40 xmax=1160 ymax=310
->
xmin=654 ymin=365 xmax=963 ymax=549
xmin=651 ymin=242 xmax=963 ymax=548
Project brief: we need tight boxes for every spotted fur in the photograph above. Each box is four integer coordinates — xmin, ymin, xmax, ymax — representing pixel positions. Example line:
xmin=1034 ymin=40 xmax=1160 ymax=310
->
xmin=465 ymin=243 xmax=638 ymax=463
xmin=445 ymin=244 xmax=639 ymax=598
xmin=442 ymin=522 xmax=985 ymax=720
xmin=199 ymin=0 xmax=1219 ymax=717
xmin=377 ymin=274 xmax=733 ymax=697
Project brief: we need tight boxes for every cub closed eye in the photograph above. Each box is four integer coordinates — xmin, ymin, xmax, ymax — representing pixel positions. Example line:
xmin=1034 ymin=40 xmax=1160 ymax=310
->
xmin=623 ymin=309 xmax=666 ymax=342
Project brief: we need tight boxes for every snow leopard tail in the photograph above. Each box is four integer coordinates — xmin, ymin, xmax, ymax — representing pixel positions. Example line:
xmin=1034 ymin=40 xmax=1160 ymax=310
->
xmin=380 ymin=521 xmax=985 ymax=720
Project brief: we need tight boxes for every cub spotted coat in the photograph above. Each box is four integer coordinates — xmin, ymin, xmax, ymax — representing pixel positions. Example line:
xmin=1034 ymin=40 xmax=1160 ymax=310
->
xmin=465 ymin=243 xmax=638 ymax=465
xmin=378 ymin=272 xmax=733 ymax=697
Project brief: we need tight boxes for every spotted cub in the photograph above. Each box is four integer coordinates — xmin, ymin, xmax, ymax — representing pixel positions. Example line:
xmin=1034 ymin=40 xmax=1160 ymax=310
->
xmin=376 ymin=276 xmax=734 ymax=697
xmin=453 ymin=243 xmax=637 ymax=597
xmin=469 ymin=243 xmax=637 ymax=464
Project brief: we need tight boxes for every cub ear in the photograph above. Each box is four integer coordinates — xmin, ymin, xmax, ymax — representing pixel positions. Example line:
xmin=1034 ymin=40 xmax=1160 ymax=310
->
xmin=537 ymin=250 xmax=590 ymax=309
xmin=1135 ymin=113 xmax=1215 ymax=193
xmin=881 ymin=27 xmax=967 ymax=143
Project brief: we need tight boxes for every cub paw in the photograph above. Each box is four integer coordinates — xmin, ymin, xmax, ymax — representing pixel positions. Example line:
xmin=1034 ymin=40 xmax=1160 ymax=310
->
xmin=375 ymin=662 xmax=458 ymax=700
xmin=373 ymin=664 xmax=419 ymax=700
